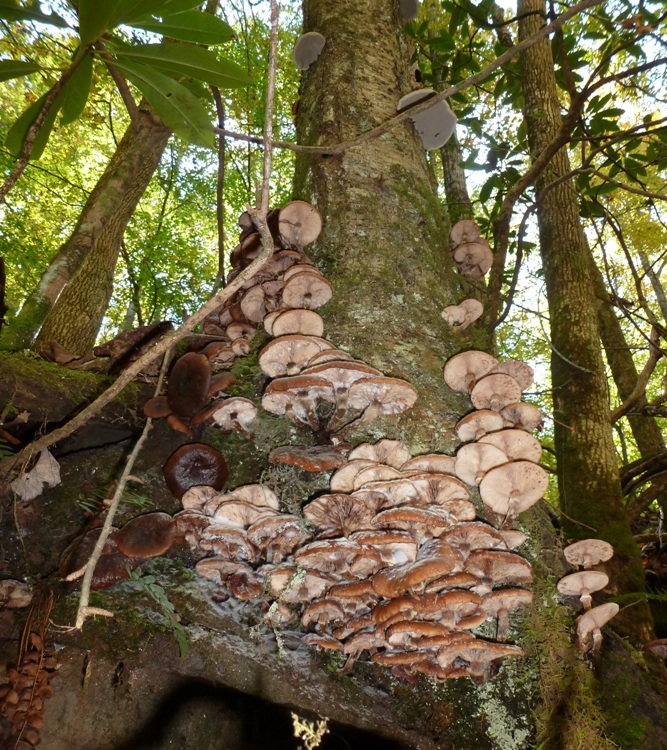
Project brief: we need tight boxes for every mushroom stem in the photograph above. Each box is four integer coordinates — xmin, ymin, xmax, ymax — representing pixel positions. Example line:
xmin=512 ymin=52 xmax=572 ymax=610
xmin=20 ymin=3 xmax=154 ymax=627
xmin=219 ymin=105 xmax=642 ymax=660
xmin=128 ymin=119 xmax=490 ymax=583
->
xmin=497 ymin=607 xmax=510 ymax=642
xmin=580 ymin=590 xmax=593 ymax=611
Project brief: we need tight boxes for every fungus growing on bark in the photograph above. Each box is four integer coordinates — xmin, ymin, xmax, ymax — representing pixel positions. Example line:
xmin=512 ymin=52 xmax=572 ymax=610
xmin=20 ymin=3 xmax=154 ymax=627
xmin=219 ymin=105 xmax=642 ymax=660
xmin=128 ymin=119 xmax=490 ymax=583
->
xmin=478 ymin=460 xmax=548 ymax=521
xmin=481 ymin=588 xmax=533 ymax=641
xmin=455 ymin=409 xmax=506 ymax=442
xmin=455 ymin=442 xmax=509 ymax=486
xmin=443 ymin=351 xmax=498 ymax=394
xmin=0 ymin=579 xmax=32 ymax=609
xmin=282 ymin=272 xmax=332 ymax=310
xmin=441 ymin=298 xmax=484 ymax=331
xmin=209 ymin=397 xmax=257 ymax=437
xmin=345 ymin=376 xmax=418 ymax=430
xmin=442 ymin=522 xmax=508 ymax=558
xmin=470 ymin=373 xmax=523 ymax=412
xmin=437 ymin=639 xmax=524 ymax=682
xmin=304 ymin=493 xmax=377 ymax=537
xmin=116 ymin=512 xmax=176 ymax=559
xmin=576 ymin=602 xmax=619 ymax=657
xmin=500 ymin=402 xmax=544 ymax=432
xmin=294 ymin=540 xmax=383 ymax=579
xmin=465 ymin=549 xmax=533 ymax=595
xmin=452 ymin=238 xmax=493 ymax=279
xmin=349 ymin=439 xmax=411 ymax=469
xmin=489 ymin=360 xmax=534 ymax=391
xmin=478 ymin=429 xmax=542 ymax=463
xmin=262 ymin=374 xmax=335 ymax=430
xmin=199 ymin=526 xmax=259 ymax=562
xmin=563 ymin=539 xmax=614 ymax=570
xmin=293 ymin=32 xmax=326 ymax=71
xmin=167 ymin=352 xmax=211 ymax=418
xmin=269 ymin=444 xmax=350 ymax=472
xmin=557 ymin=570 xmax=609 ymax=610
xmin=450 ymin=219 xmax=481 ymax=246
xmin=278 ymin=200 xmax=323 ymax=247
xmin=371 ymin=506 xmax=456 ymax=538
xmin=259 ymin=335 xmax=333 ymax=377
xmin=350 ymin=530 xmax=418 ymax=566
xmin=397 ymin=89 xmax=457 ymax=150
xmin=163 ymin=443 xmax=228 ymax=500
xmin=247 ymin=515 xmax=307 ymax=564
xmin=371 ymin=542 xmax=460 ymax=598
xmin=271 ymin=308 xmax=324 ymax=337
xmin=400 ymin=453 xmax=457 ymax=476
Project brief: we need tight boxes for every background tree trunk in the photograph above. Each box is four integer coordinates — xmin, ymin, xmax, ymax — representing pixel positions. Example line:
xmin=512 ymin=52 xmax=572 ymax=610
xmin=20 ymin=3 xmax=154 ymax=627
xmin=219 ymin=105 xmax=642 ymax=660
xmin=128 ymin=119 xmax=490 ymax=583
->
xmin=518 ymin=0 xmax=651 ymax=639
xmin=26 ymin=107 xmax=170 ymax=356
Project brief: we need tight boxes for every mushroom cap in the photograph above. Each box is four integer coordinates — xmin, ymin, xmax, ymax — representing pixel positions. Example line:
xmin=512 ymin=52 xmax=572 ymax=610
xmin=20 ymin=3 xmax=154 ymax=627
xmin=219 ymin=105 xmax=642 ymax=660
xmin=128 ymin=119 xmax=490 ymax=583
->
xmin=116 ymin=512 xmax=176 ymax=559
xmin=350 ymin=530 xmax=418 ymax=565
xmin=396 ymin=88 xmax=457 ymax=150
xmin=470 ymin=373 xmax=523 ymax=412
xmin=481 ymin=588 xmax=533 ymax=616
xmin=478 ymin=429 xmax=542 ymax=463
xmin=282 ymin=272 xmax=333 ymax=310
xmin=479 ymin=460 xmax=548 ymax=517
xmin=301 ymin=598 xmax=346 ymax=630
xmin=400 ymin=454 xmax=457 ymax=476
xmin=465 ymin=549 xmax=533 ymax=591
xmin=329 ymin=459 xmax=383 ymax=493
xmin=452 ymin=239 xmax=493 ymax=278
xmin=199 ymin=526 xmax=258 ymax=562
xmin=557 ymin=570 xmax=609 ymax=600
xmin=499 ymin=529 xmax=528 ymax=550
xmin=293 ymin=32 xmax=326 ymax=71
xmin=268 ymin=565 xmax=337 ymax=603
xmin=302 ymin=359 xmax=383 ymax=388
xmin=306 ymin=348 xmax=355 ymax=367
xmin=643 ymin=640 xmax=667 ymax=659
xmin=349 ymin=439 xmax=411 ymax=469
xmin=500 ymin=402 xmax=544 ymax=432
xmin=278 ymin=200 xmax=323 ymax=247
xmin=444 ymin=351 xmax=498 ymax=394
xmin=442 ymin=522 xmax=508 ymax=555
xmin=576 ymin=602 xmax=619 ymax=641
xmin=489 ymin=360 xmax=534 ymax=391
xmin=371 ymin=542 xmax=459 ymax=598
xmin=294 ymin=540 xmax=383 ymax=579
xmin=143 ymin=395 xmax=171 ymax=419
xmin=269 ymin=444 xmax=349 ymax=472
xmin=456 ymin=410 xmax=506 ymax=442
xmin=450 ymin=219 xmax=481 ymax=246
xmin=0 ymin=579 xmax=32 ymax=608
xmin=442 ymin=299 xmax=483 ymax=330
xmin=261 ymin=374 xmax=335 ymax=417
xmin=167 ymin=352 xmax=211 ymax=418
xmin=371 ymin=506 xmax=456 ymax=536
xmin=303 ymin=493 xmax=377 ymax=537
xmin=455 ymin=442 xmax=509 ymax=486
xmin=408 ymin=473 xmax=472 ymax=507
xmin=221 ymin=484 xmax=280 ymax=510
xmin=346 ymin=376 xmax=418 ymax=415
xmin=209 ymin=397 xmax=257 ymax=432
xmin=247 ymin=515 xmax=306 ymax=563
xmin=437 ymin=639 xmax=523 ymax=669
xmin=259 ymin=335 xmax=334 ymax=377
xmin=164 ymin=443 xmax=228 ymax=500
xmin=352 ymin=464 xmax=404 ymax=490
xmin=271 ymin=308 xmax=324 ymax=337
xmin=210 ymin=499 xmax=277 ymax=529
xmin=563 ymin=539 xmax=614 ymax=569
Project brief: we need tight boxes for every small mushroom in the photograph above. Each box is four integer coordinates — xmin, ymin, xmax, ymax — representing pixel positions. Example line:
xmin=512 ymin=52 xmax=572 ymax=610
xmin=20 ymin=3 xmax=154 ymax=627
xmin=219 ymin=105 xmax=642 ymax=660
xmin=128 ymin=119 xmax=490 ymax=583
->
xmin=452 ymin=238 xmax=493 ymax=278
xmin=269 ymin=444 xmax=350 ymax=472
xmin=478 ymin=429 xmax=542 ymax=463
xmin=349 ymin=439 xmax=411 ymax=470
xmin=479 ymin=460 xmax=548 ymax=522
xmin=455 ymin=442 xmax=509 ymax=486
xmin=500 ymin=402 xmax=544 ymax=432
xmin=443 ymin=351 xmax=499 ymax=394
xmin=470 ymin=373 xmax=523 ymax=412
xmin=293 ymin=32 xmax=326 ymax=71
xmin=557 ymin=570 xmax=609 ymax=610
xmin=576 ymin=602 xmax=619 ymax=657
xmin=278 ymin=200 xmax=323 ymax=247
xmin=456 ymin=410 xmax=506 ymax=442
xmin=450 ymin=219 xmax=481 ymax=246
xmin=271 ymin=308 xmax=324 ymax=337
xmin=441 ymin=299 xmax=483 ymax=331
xmin=208 ymin=397 xmax=257 ymax=437
xmin=167 ymin=352 xmax=211 ymax=418
xmin=563 ymin=539 xmax=614 ymax=570
xmin=396 ymin=89 xmax=457 ymax=150
xmin=116 ymin=512 xmax=176 ymax=559
xmin=259 ymin=335 xmax=334 ymax=377
xmin=163 ymin=443 xmax=229 ymax=500
xmin=482 ymin=588 xmax=533 ymax=641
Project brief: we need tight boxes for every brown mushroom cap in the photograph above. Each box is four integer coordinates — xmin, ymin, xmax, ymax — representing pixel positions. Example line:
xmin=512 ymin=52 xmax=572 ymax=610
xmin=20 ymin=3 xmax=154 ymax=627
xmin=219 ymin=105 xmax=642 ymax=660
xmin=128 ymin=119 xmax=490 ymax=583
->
xmin=261 ymin=374 xmax=335 ymax=427
xmin=478 ymin=429 xmax=542 ymax=463
xmin=452 ymin=239 xmax=493 ymax=279
xmin=210 ymin=500 xmax=277 ymax=529
xmin=444 ymin=351 xmax=499 ymax=394
xmin=470 ymin=373 xmax=523 ymax=412
xmin=455 ymin=443 xmax=509 ymax=486
xmin=295 ymin=540 xmax=383 ymax=579
xmin=278 ymin=200 xmax=323 ymax=247
xmin=478 ymin=460 xmax=548 ymax=518
xmin=164 ymin=443 xmax=228 ymax=500
xmin=349 ymin=439 xmax=411 ymax=469
xmin=0 ymin=579 xmax=32 ymax=608
xmin=371 ymin=542 xmax=459 ymax=598
xmin=269 ymin=444 xmax=349 ymax=472
xmin=301 ymin=598 xmax=346 ymax=630
xmin=465 ymin=549 xmax=533 ymax=594
xmin=116 ymin=512 xmax=176 ymax=559
xmin=400 ymin=454 xmax=456 ymax=476
xmin=167 ymin=352 xmax=211 ymax=418
xmin=259 ymin=335 xmax=334 ymax=378
xmin=271 ymin=309 xmax=324 ymax=337
xmin=282 ymin=272 xmax=333 ymax=310
xmin=557 ymin=570 xmax=609 ymax=610
xmin=199 ymin=526 xmax=258 ymax=562
xmin=247 ymin=515 xmax=306 ymax=564
xmin=500 ymin=402 xmax=544 ymax=433
xmin=143 ymin=395 xmax=171 ymax=419
xmin=489 ymin=360 xmax=534 ymax=391
xmin=303 ymin=493 xmax=377 ymax=537
xmin=456 ymin=410 xmax=506 ymax=442
xmin=371 ymin=506 xmax=457 ymax=537
xmin=563 ymin=539 xmax=614 ymax=570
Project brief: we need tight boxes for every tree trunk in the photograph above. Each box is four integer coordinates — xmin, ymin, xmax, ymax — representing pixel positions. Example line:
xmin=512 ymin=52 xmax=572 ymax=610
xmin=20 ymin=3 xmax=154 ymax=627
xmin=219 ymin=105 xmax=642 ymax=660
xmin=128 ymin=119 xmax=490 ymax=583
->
xmin=517 ymin=0 xmax=651 ymax=639
xmin=28 ymin=107 xmax=170 ymax=356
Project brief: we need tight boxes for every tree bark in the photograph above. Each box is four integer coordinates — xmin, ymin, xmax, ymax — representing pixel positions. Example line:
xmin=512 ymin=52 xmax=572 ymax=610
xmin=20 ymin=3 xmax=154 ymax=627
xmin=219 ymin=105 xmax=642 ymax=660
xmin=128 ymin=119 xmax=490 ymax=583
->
xmin=518 ymin=0 xmax=651 ymax=640
xmin=7 ymin=107 xmax=170 ymax=355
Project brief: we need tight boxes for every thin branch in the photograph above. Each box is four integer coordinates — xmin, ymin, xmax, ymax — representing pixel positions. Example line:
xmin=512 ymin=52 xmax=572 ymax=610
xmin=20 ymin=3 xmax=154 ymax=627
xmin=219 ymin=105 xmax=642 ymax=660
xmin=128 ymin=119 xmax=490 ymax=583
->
xmin=210 ymin=85 xmax=227 ymax=294
xmin=611 ymin=329 xmax=662 ymax=423
xmin=73 ymin=350 xmax=171 ymax=630
xmin=103 ymin=60 xmax=140 ymax=127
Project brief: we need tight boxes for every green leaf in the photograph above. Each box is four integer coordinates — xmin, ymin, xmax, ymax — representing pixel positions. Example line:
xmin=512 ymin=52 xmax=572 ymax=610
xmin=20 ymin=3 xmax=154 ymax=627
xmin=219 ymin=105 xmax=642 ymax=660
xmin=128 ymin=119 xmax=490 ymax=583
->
xmin=117 ymin=0 xmax=202 ymax=24
xmin=60 ymin=54 xmax=93 ymax=125
xmin=0 ymin=59 xmax=42 ymax=82
xmin=77 ymin=0 xmax=122 ymax=44
xmin=129 ymin=10 xmax=234 ymax=45
xmin=110 ymin=58 xmax=215 ymax=148
xmin=5 ymin=90 xmax=64 ymax=160
xmin=115 ymin=44 xmax=252 ymax=89
xmin=0 ymin=0 xmax=67 ymax=27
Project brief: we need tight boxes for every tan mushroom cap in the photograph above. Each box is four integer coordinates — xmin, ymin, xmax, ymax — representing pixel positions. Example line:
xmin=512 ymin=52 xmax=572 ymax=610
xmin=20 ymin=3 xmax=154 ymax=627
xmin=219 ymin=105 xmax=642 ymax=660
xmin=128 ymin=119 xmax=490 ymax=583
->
xmin=301 ymin=598 xmax=346 ymax=630
xmin=408 ymin=473 xmax=472 ymax=507
xmin=452 ymin=238 xmax=493 ymax=279
xmin=479 ymin=460 xmax=548 ymax=517
xmin=283 ymin=262 xmax=321 ymax=281
xmin=358 ymin=477 xmax=419 ymax=506
xmin=423 ymin=571 xmax=479 ymax=594
xmin=350 ymin=530 xmax=418 ymax=565
xmin=371 ymin=506 xmax=457 ymax=537
xmin=227 ymin=320 xmax=257 ymax=342
xmin=437 ymin=640 xmax=524 ymax=675
xmin=385 ymin=620 xmax=453 ymax=648
xmin=499 ymin=529 xmax=528 ymax=550
xmin=352 ymin=464 xmax=404 ymax=490
xmin=261 ymin=374 xmax=335 ymax=428
xmin=294 ymin=539 xmax=383 ymax=579
xmin=346 ymin=376 xmax=418 ymax=417
xmin=0 ymin=579 xmax=32 ymax=608
xmin=455 ymin=443 xmax=509 ymax=486
xmin=444 ymin=351 xmax=499 ymax=394
xmin=195 ymin=558 xmax=254 ymax=584
xmin=501 ymin=402 xmax=544 ymax=433
xmin=269 ymin=444 xmax=349 ymax=472
xmin=282 ymin=272 xmax=333 ymax=310
xmin=239 ymin=284 xmax=269 ymax=323
xmin=557 ymin=570 xmax=609 ymax=610
xmin=329 ymin=459 xmax=381 ymax=493
xmin=259 ymin=335 xmax=334 ymax=377
xmin=465 ymin=549 xmax=533 ymax=594
xmin=246 ymin=514 xmax=306 ymax=563
xmin=302 ymin=633 xmax=344 ymax=652
xmin=349 ymin=439 xmax=411 ymax=470
xmin=210 ymin=500 xmax=277 ymax=529
xmin=564 ymin=539 xmax=614 ymax=570
xmin=450 ymin=219 xmax=482 ymax=246
xmin=209 ymin=397 xmax=257 ymax=435
xmin=303 ymin=493 xmax=377 ymax=537
xmin=456 ymin=410 xmax=506 ymax=442
xmin=489 ymin=360 xmax=534 ymax=391
xmin=481 ymin=588 xmax=534 ymax=640
xmin=278 ymin=200 xmax=323 ymax=247
xmin=223 ymin=483 xmax=280 ymax=509
xmin=271 ymin=308 xmax=324 ymax=337
xmin=442 ymin=299 xmax=483 ymax=331
xmin=199 ymin=526 xmax=258 ymax=562
xmin=470 ymin=373 xmax=523 ymax=412
xmin=262 ymin=310 xmax=282 ymax=336
xmin=442 ymin=522 xmax=508 ymax=557
xmin=576 ymin=602 xmax=619 ymax=656
xmin=479 ymin=429 xmax=542 ymax=463
xmin=400 ymin=454 xmax=456 ymax=476
xmin=371 ymin=542 xmax=459 ymax=598
xmin=181 ymin=485 xmax=219 ymax=512
xmin=302 ymin=360 xmax=383 ymax=390
xmin=306 ymin=349 xmax=355 ymax=367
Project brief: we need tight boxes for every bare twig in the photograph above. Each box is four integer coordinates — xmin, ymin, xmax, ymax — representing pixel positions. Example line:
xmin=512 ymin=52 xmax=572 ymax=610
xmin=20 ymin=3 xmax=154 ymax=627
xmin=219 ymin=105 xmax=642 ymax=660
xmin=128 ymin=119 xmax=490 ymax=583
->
xmin=104 ymin=60 xmax=141 ymax=127
xmin=210 ymin=85 xmax=227 ymax=294
xmin=611 ymin=328 xmax=662 ymax=423
xmin=72 ymin=350 xmax=171 ymax=630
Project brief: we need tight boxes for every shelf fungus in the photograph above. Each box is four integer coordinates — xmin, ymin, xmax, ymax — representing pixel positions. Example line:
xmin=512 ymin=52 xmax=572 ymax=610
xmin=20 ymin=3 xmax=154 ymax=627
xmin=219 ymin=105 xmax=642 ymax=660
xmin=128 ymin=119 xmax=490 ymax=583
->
xmin=396 ymin=89 xmax=457 ymax=150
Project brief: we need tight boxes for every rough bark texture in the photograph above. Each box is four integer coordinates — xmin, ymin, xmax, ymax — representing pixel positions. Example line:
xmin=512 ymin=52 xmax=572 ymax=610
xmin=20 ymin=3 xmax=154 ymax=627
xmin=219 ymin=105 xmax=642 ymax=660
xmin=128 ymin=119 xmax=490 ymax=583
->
xmin=440 ymin=132 xmax=475 ymax=224
xmin=27 ymin=107 xmax=170 ymax=356
xmin=517 ymin=0 xmax=650 ymax=640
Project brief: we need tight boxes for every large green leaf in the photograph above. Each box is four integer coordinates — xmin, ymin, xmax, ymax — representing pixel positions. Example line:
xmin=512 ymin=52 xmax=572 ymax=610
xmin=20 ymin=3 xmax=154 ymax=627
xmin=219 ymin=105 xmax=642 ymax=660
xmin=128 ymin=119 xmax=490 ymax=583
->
xmin=115 ymin=44 xmax=251 ymax=89
xmin=5 ymin=90 xmax=63 ymax=160
xmin=0 ymin=59 xmax=42 ymax=82
xmin=0 ymin=0 xmax=67 ymax=27
xmin=117 ymin=0 xmax=202 ymax=24
xmin=110 ymin=58 xmax=215 ymax=148
xmin=77 ymin=0 xmax=122 ymax=44
xmin=129 ymin=10 xmax=234 ymax=45
xmin=60 ymin=54 xmax=93 ymax=125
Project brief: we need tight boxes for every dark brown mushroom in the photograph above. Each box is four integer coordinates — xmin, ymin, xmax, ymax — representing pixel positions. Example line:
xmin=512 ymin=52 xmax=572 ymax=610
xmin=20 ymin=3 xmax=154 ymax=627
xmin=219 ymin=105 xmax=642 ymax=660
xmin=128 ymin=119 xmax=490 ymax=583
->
xmin=116 ymin=512 xmax=176 ymax=559
xmin=164 ymin=443 xmax=228 ymax=500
